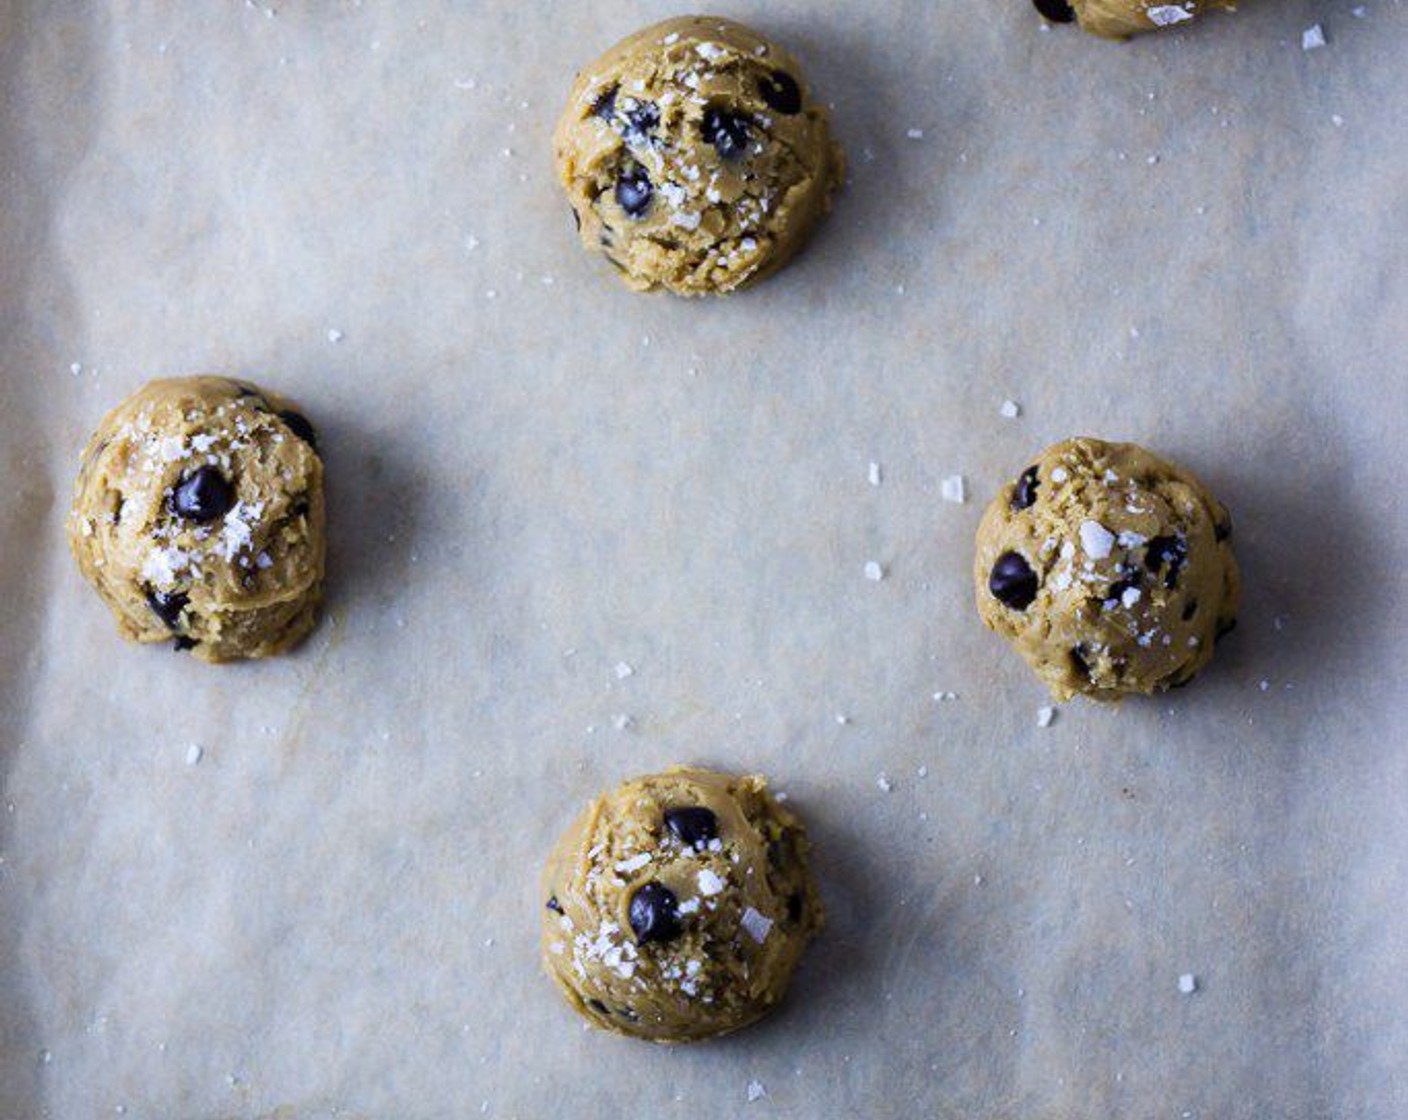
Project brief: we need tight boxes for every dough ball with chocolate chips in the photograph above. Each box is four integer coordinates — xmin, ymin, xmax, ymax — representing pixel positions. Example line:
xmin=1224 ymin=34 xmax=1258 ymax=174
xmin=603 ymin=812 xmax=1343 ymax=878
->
xmin=553 ymin=15 xmax=844 ymax=296
xmin=1033 ymin=0 xmax=1237 ymax=40
xmin=540 ymin=766 xmax=823 ymax=1043
xmin=67 ymin=376 xmax=325 ymax=662
xmin=974 ymin=437 xmax=1239 ymax=701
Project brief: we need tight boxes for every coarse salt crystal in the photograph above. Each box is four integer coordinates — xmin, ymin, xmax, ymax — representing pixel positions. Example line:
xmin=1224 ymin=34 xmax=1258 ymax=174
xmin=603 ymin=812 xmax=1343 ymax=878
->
xmin=1036 ymin=706 xmax=1056 ymax=728
xmin=697 ymin=869 xmax=725 ymax=896
xmin=941 ymin=475 xmax=966 ymax=503
xmin=740 ymin=907 xmax=773 ymax=944
xmin=1179 ymin=973 xmax=1197 ymax=994
xmin=876 ymin=772 xmax=893 ymax=792
xmin=185 ymin=744 xmax=203 ymax=766
xmin=747 ymin=1081 xmax=767 ymax=1103
xmin=868 ymin=461 xmax=882 ymax=486
xmin=614 ymin=662 xmax=634 ymax=680
xmin=1302 ymin=23 xmax=1326 ymax=50
xmin=1000 ymin=399 xmax=1021 ymax=419
xmin=1079 ymin=520 xmax=1116 ymax=560
xmin=864 ymin=560 xmax=885 ymax=581
xmin=1147 ymin=5 xmax=1195 ymax=26
xmin=615 ymin=852 xmax=651 ymax=873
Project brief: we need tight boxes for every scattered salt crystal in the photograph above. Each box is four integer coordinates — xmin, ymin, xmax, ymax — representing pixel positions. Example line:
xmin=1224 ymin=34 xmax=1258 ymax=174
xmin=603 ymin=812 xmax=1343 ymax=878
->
xmin=1258 ymin=680 xmax=1270 ymax=692
xmin=906 ymin=128 xmax=924 ymax=140
xmin=740 ymin=907 xmax=773 ymax=944
xmin=185 ymin=744 xmax=203 ymax=766
xmin=1037 ymin=706 xmax=1056 ymax=728
xmin=1121 ymin=586 xmax=1142 ymax=609
xmin=70 ymin=362 xmax=83 ymax=376
xmin=1079 ymin=520 xmax=1116 ymax=559
xmin=917 ymin=765 xmax=928 ymax=778
xmin=1000 ymin=399 xmax=1021 ymax=419
xmin=613 ymin=713 xmax=635 ymax=731
xmin=835 ymin=714 xmax=849 ymax=725
xmin=864 ymin=560 xmax=885 ymax=582
xmin=941 ymin=475 xmax=966 ymax=503
xmin=868 ymin=461 xmax=882 ymax=486
xmin=747 ymin=1081 xmax=767 ymax=1103
xmin=1051 ymin=466 xmax=1069 ymax=483
xmin=876 ymin=772 xmax=893 ymax=793
xmin=1179 ymin=973 xmax=1198 ymax=994
xmin=1302 ymin=24 xmax=1326 ymax=50
xmin=615 ymin=852 xmax=651 ymax=873
xmin=933 ymin=690 xmax=957 ymax=702
xmin=1147 ymin=4 xmax=1195 ymax=25
xmin=326 ymin=328 xmax=344 ymax=343
xmin=614 ymin=662 xmax=634 ymax=680
xmin=697 ymin=869 xmax=725 ymax=896
xmin=1331 ymin=114 xmax=1344 ymax=127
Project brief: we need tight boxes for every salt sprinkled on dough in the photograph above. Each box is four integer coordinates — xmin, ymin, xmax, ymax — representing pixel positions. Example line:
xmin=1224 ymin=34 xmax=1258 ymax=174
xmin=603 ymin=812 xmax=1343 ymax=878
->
xmin=1079 ymin=520 xmax=1116 ymax=560
xmin=697 ymin=869 xmax=726 ymax=897
xmin=615 ymin=852 xmax=651 ymax=873
xmin=740 ymin=907 xmax=774 ymax=944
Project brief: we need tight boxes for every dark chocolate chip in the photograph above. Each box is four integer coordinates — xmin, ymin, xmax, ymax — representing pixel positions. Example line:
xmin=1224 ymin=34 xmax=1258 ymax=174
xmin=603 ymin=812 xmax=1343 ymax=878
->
xmin=146 ymin=588 xmax=189 ymax=630
xmin=546 ymin=895 xmax=563 ymax=914
xmin=759 ymin=70 xmax=802 ymax=115
xmin=1144 ymin=534 xmax=1188 ymax=589
xmin=591 ymin=86 xmax=617 ymax=121
xmin=989 ymin=551 xmax=1039 ymax=610
xmin=291 ymin=497 xmax=310 ymax=519
xmin=170 ymin=466 xmax=235 ymax=523
xmin=173 ymin=635 xmax=198 ymax=652
xmin=1012 ymin=465 xmax=1040 ymax=511
xmin=1032 ymin=0 xmax=1076 ymax=22
xmin=622 ymin=100 xmax=659 ymax=142
xmin=786 ymin=892 xmax=803 ymax=923
xmin=1182 ymin=600 xmax=1198 ymax=621
xmin=701 ymin=105 xmax=750 ymax=159
xmin=586 ymin=998 xmax=610 ymax=1015
xmin=664 ymin=806 xmax=718 ymax=849
xmin=278 ymin=409 xmax=319 ymax=455
xmin=615 ymin=166 xmax=653 ymax=218
xmin=628 ymin=881 xmax=682 ymax=946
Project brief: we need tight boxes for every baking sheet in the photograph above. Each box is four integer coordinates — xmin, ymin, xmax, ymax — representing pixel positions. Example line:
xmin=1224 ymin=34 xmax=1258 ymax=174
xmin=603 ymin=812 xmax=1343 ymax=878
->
xmin=2 ymin=1 xmax=1406 ymax=1117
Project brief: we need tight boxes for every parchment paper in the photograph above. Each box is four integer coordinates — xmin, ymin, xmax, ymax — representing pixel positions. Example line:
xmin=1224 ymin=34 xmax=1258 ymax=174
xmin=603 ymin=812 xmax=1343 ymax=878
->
xmin=3 ymin=2 xmax=1406 ymax=1117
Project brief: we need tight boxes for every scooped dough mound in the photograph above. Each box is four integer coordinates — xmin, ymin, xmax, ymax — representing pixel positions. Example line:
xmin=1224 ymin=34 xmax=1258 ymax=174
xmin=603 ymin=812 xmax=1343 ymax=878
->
xmin=553 ymin=15 xmax=844 ymax=295
xmin=67 ymin=375 xmax=325 ymax=662
xmin=540 ymin=766 xmax=823 ymax=1043
xmin=1033 ymin=0 xmax=1237 ymax=39
xmin=974 ymin=437 xmax=1239 ymax=701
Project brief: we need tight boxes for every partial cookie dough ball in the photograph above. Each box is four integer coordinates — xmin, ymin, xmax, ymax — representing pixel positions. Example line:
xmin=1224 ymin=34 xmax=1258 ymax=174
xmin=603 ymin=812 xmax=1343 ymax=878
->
xmin=541 ymin=767 xmax=823 ymax=1043
xmin=67 ymin=376 xmax=325 ymax=663
xmin=1033 ymin=0 xmax=1236 ymax=39
xmin=554 ymin=16 xmax=844 ymax=296
xmin=974 ymin=438 xmax=1239 ymax=701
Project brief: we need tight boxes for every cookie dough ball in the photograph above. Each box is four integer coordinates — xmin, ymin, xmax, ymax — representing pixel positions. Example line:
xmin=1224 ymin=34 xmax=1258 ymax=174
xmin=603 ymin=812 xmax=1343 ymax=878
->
xmin=540 ymin=767 xmax=823 ymax=1043
xmin=67 ymin=376 xmax=325 ymax=663
xmin=974 ymin=438 xmax=1239 ymax=701
xmin=553 ymin=16 xmax=844 ymax=296
xmin=1033 ymin=0 xmax=1236 ymax=39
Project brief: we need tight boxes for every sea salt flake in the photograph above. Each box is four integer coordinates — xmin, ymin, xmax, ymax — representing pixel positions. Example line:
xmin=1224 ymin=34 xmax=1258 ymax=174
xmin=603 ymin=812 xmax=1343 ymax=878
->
xmin=747 ymin=1080 xmax=767 ymax=1103
xmin=1051 ymin=466 xmax=1069 ymax=483
xmin=740 ymin=907 xmax=773 ymax=944
xmin=1302 ymin=23 xmax=1326 ymax=50
xmin=868 ymin=461 xmax=882 ymax=486
xmin=941 ymin=474 xmax=967 ymax=503
xmin=1121 ymin=587 xmax=1142 ymax=609
xmin=1037 ymin=706 xmax=1056 ymax=728
xmin=1147 ymin=5 xmax=1194 ymax=26
xmin=876 ymin=772 xmax=893 ymax=793
xmin=326 ymin=328 xmax=344 ymax=343
xmin=1079 ymin=520 xmax=1116 ymax=559
xmin=614 ymin=662 xmax=634 ymax=680
xmin=697 ymin=869 xmax=725 ymax=896
xmin=906 ymin=128 xmax=924 ymax=140
xmin=1000 ymin=399 xmax=1021 ymax=419
xmin=185 ymin=744 xmax=203 ymax=766
xmin=1179 ymin=973 xmax=1198 ymax=994
xmin=864 ymin=560 xmax=885 ymax=581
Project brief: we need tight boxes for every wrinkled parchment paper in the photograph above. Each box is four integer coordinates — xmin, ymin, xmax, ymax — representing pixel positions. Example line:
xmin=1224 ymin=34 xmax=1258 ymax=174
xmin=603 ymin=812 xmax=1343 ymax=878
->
xmin=3 ymin=2 xmax=1406 ymax=1117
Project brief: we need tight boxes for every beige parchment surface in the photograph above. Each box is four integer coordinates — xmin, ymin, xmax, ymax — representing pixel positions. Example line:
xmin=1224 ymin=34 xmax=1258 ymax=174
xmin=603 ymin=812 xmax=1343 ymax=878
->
xmin=2 ymin=2 xmax=1406 ymax=1118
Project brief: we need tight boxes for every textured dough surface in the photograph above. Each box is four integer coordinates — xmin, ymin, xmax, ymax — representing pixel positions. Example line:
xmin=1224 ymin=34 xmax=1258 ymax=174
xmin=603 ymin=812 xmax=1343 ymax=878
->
xmin=67 ymin=376 xmax=325 ymax=663
xmin=540 ymin=766 xmax=823 ymax=1043
xmin=553 ymin=15 xmax=844 ymax=296
xmin=974 ymin=437 xmax=1239 ymax=701
xmin=1070 ymin=0 xmax=1237 ymax=39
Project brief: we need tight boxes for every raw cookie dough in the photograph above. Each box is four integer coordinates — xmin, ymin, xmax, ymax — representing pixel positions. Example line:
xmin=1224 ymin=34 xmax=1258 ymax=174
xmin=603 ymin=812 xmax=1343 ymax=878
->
xmin=553 ymin=15 xmax=844 ymax=296
xmin=974 ymin=437 xmax=1239 ymax=701
xmin=67 ymin=376 xmax=325 ymax=663
xmin=540 ymin=767 xmax=823 ymax=1043
xmin=1033 ymin=0 xmax=1237 ymax=39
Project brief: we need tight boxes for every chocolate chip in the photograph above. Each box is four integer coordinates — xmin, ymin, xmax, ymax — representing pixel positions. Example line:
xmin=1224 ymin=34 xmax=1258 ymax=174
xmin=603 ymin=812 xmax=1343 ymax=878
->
xmin=1144 ymin=534 xmax=1188 ymax=589
xmin=1012 ymin=466 xmax=1040 ymax=511
xmin=170 ymin=466 xmax=235 ymax=523
xmin=546 ymin=895 xmax=563 ymax=914
xmin=591 ymin=86 xmax=617 ymax=120
xmin=628 ymin=881 xmax=682 ymax=946
xmin=759 ymin=70 xmax=802 ymax=115
xmin=1032 ymin=0 xmax=1076 ymax=22
xmin=615 ymin=166 xmax=653 ymax=218
xmin=173 ymin=636 xmax=198 ymax=652
xmin=586 ymin=998 xmax=610 ymax=1015
xmin=146 ymin=588 xmax=188 ymax=630
xmin=664 ymin=807 xmax=718 ymax=849
xmin=622 ymin=100 xmax=659 ymax=142
xmin=989 ymin=551 xmax=1039 ymax=610
xmin=701 ymin=105 xmax=750 ymax=159
xmin=278 ymin=409 xmax=319 ymax=455
xmin=1182 ymin=600 xmax=1198 ymax=621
